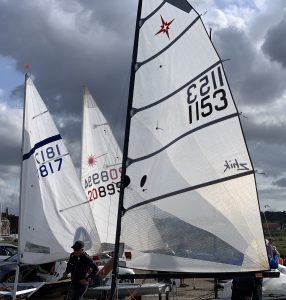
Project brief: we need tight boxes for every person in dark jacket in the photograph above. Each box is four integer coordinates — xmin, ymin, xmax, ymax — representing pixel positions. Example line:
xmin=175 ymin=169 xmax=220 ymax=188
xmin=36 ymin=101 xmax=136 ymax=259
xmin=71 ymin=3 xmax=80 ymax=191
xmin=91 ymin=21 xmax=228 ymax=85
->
xmin=231 ymin=277 xmax=262 ymax=300
xmin=63 ymin=241 xmax=99 ymax=300
xmin=231 ymin=277 xmax=255 ymax=300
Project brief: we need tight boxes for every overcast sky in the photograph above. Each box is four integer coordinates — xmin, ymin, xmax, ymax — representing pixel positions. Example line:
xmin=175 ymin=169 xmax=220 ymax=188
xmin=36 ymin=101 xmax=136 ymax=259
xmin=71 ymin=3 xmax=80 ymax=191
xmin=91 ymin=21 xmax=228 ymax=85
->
xmin=0 ymin=0 xmax=286 ymax=214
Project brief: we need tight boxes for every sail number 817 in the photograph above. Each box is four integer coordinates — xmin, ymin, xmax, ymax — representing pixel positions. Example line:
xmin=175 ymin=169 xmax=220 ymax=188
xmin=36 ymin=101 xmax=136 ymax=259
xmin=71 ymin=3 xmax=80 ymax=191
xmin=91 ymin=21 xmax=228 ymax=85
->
xmin=36 ymin=144 xmax=63 ymax=178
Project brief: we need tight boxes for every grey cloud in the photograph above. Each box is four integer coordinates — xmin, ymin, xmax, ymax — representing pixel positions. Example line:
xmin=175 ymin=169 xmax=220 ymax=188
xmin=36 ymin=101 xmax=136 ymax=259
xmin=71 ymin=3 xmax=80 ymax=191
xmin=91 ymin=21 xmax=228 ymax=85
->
xmin=258 ymin=187 xmax=286 ymax=211
xmin=0 ymin=0 xmax=133 ymax=146
xmin=247 ymin=141 xmax=286 ymax=177
xmin=214 ymin=27 xmax=286 ymax=105
xmin=262 ymin=16 xmax=286 ymax=68
xmin=78 ymin=0 xmax=137 ymax=38
xmin=244 ymin=118 xmax=286 ymax=178
xmin=0 ymin=140 xmax=21 ymax=166
xmin=258 ymin=187 xmax=286 ymax=202
xmin=213 ymin=27 xmax=255 ymax=77
xmin=242 ymin=118 xmax=286 ymax=146
xmin=1 ymin=0 xmax=286 ymax=213
xmin=0 ymin=165 xmax=19 ymax=181
xmin=248 ymin=0 xmax=286 ymax=44
xmin=0 ymin=113 xmax=21 ymax=166
xmin=273 ymin=178 xmax=286 ymax=188
xmin=0 ymin=0 xmax=135 ymax=214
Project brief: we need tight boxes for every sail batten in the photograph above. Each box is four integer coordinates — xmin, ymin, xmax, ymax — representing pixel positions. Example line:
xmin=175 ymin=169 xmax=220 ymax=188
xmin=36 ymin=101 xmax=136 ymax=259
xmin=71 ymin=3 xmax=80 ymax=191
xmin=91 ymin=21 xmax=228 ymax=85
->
xmin=138 ymin=15 xmax=200 ymax=68
xmin=125 ymin=171 xmax=254 ymax=213
xmin=129 ymin=112 xmax=239 ymax=163
xmin=141 ymin=2 xmax=165 ymax=25
xmin=133 ymin=60 xmax=222 ymax=113
xmin=32 ymin=110 xmax=48 ymax=119
xmin=116 ymin=0 xmax=268 ymax=274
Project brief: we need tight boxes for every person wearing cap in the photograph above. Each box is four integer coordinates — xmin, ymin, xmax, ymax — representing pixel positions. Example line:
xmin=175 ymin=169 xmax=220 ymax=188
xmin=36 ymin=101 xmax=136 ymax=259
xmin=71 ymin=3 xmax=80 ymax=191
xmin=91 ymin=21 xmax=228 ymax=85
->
xmin=63 ymin=240 xmax=99 ymax=300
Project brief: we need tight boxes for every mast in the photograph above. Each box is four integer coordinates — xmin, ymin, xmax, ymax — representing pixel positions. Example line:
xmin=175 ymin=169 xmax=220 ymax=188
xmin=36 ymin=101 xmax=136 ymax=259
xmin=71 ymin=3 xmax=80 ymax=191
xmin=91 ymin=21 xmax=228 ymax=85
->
xmin=0 ymin=203 xmax=2 ymax=239
xmin=13 ymin=73 xmax=28 ymax=300
xmin=80 ymin=86 xmax=85 ymax=182
xmin=110 ymin=0 xmax=143 ymax=298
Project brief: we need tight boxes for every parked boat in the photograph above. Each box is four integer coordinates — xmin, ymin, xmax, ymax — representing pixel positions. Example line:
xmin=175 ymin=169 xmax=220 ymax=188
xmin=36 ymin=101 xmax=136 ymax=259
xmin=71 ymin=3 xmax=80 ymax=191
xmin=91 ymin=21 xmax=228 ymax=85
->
xmin=81 ymin=87 xmax=122 ymax=252
xmin=110 ymin=0 xmax=271 ymax=297
xmin=214 ymin=265 xmax=286 ymax=300
xmin=7 ymin=74 xmax=101 ymax=298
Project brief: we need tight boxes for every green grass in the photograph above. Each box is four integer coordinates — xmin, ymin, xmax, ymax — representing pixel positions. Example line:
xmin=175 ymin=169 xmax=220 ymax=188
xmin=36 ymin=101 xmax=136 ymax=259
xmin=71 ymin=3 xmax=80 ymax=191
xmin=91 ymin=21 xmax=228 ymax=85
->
xmin=264 ymin=229 xmax=286 ymax=257
xmin=0 ymin=239 xmax=18 ymax=246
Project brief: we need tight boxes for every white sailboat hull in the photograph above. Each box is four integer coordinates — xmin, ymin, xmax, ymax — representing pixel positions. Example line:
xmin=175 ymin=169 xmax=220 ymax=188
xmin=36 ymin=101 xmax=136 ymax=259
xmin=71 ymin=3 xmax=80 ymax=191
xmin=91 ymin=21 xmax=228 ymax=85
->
xmin=213 ymin=266 xmax=286 ymax=300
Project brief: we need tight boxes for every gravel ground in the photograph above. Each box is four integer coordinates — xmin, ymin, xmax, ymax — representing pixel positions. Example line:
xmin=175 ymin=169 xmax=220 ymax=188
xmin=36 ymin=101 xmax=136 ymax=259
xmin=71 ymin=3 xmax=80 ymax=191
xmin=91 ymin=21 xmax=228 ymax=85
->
xmin=84 ymin=278 xmax=218 ymax=300
xmin=28 ymin=278 xmax=220 ymax=299
xmin=140 ymin=278 xmax=217 ymax=300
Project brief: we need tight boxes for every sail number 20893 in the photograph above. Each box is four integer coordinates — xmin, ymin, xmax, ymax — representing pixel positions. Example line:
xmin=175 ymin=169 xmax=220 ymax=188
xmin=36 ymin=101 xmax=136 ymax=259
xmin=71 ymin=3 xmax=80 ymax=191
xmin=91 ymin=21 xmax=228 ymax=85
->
xmin=187 ymin=66 xmax=228 ymax=124
xmin=87 ymin=182 xmax=121 ymax=202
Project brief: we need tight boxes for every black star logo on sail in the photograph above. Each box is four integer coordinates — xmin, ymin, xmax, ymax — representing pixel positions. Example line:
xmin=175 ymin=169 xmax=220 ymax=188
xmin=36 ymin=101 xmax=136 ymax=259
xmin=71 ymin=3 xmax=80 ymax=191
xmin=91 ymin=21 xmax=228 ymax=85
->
xmin=155 ymin=15 xmax=174 ymax=40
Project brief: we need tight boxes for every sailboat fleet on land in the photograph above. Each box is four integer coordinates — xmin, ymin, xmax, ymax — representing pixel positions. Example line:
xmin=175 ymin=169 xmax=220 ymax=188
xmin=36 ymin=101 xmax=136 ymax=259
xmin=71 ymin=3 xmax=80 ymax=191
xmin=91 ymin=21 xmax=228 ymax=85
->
xmin=19 ymin=76 xmax=101 ymax=265
xmin=4 ymin=0 xmax=285 ymax=299
xmin=6 ymin=75 xmax=102 ymax=298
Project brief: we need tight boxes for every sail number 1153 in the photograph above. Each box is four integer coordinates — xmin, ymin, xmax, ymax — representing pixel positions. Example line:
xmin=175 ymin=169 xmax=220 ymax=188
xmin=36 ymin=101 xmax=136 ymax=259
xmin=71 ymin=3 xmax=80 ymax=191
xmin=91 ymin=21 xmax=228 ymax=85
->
xmin=187 ymin=66 xmax=228 ymax=124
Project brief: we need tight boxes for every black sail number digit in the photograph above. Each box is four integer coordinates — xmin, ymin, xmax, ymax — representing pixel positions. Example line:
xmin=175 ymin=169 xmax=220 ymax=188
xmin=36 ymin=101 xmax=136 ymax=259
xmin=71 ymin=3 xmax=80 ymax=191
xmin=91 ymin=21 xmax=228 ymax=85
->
xmin=201 ymin=95 xmax=212 ymax=117
xmin=214 ymin=88 xmax=228 ymax=111
xmin=199 ymin=75 xmax=210 ymax=96
xmin=187 ymin=83 xmax=197 ymax=104
xmin=187 ymin=69 xmax=228 ymax=124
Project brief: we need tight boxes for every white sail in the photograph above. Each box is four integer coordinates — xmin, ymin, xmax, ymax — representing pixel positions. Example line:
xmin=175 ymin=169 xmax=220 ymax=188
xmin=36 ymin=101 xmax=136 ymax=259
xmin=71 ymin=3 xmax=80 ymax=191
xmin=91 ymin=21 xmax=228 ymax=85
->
xmin=119 ymin=0 xmax=269 ymax=273
xmin=81 ymin=87 xmax=121 ymax=248
xmin=19 ymin=76 xmax=101 ymax=264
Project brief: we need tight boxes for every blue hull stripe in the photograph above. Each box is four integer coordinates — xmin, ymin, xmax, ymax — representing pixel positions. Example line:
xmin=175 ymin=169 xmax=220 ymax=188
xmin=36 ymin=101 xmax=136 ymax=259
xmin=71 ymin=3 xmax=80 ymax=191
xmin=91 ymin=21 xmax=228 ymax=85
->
xmin=23 ymin=134 xmax=62 ymax=161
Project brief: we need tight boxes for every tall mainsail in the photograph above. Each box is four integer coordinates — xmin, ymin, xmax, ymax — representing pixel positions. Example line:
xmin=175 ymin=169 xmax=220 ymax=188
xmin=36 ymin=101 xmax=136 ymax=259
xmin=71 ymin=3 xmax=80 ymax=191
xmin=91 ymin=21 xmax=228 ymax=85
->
xmin=117 ymin=0 xmax=269 ymax=273
xmin=19 ymin=75 xmax=100 ymax=264
xmin=81 ymin=87 xmax=121 ymax=249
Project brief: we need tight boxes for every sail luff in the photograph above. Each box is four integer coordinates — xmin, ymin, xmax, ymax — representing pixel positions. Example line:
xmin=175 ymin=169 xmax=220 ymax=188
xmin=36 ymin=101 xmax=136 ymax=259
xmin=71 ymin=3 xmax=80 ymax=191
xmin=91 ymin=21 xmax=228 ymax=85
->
xmin=110 ymin=0 xmax=143 ymax=298
xmin=18 ymin=73 xmax=29 ymax=264
xmin=80 ymin=86 xmax=86 ymax=182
